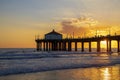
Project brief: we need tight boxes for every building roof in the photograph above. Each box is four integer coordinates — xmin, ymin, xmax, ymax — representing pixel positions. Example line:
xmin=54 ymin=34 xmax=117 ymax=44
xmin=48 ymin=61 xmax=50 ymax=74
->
xmin=45 ymin=29 xmax=62 ymax=35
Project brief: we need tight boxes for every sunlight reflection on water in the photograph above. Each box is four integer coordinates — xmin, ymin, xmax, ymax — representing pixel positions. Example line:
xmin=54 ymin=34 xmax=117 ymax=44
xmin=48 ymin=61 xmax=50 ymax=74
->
xmin=0 ymin=64 xmax=120 ymax=80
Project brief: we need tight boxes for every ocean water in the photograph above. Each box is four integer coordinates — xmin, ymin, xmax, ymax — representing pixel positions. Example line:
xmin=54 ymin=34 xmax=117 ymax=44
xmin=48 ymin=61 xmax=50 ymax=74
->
xmin=0 ymin=64 xmax=119 ymax=80
xmin=0 ymin=48 xmax=120 ymax=80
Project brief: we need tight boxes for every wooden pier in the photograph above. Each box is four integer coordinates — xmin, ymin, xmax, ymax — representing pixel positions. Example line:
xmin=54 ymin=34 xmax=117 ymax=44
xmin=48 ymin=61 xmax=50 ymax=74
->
xmin=35 ymin=35 xmax=120 ymax=52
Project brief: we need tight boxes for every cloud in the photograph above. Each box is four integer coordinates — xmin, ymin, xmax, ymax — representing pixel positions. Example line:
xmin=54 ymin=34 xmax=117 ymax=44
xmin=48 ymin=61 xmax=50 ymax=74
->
xmin=60 ymin=16 xmax=99 ymax=37
xmin=61 ymin=20 xmax=88 ymax=35
xmin=60 ymin=16 xmax=120 ymax=38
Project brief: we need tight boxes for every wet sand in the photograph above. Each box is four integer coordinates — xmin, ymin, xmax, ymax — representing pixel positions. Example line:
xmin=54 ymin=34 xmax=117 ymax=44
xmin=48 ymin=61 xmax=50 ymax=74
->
xmin=0 ymin=64 xmax=120 ymax=80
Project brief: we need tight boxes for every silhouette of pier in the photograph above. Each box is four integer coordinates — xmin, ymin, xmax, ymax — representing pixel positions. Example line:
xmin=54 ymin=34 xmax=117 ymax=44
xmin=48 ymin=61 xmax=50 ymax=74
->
xmin=35 ymin=35 xmax=120 ymax=52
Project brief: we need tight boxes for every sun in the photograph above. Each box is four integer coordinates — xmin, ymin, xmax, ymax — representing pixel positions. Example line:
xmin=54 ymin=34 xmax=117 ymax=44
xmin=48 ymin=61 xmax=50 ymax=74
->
xmin=101 ymin=40 xmax=107 ymax=48
xmin=101 ymin=41 xmax=107 ymax=45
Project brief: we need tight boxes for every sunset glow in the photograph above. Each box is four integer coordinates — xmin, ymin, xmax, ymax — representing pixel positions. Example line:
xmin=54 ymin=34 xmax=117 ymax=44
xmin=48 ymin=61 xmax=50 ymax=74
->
xmin=101 ymin=41 xmax=107 ymax=45
xmin=0 ymin=0 xmax=120 ymax=48
xmin=101 ymin=41 xmax=107 ymax=48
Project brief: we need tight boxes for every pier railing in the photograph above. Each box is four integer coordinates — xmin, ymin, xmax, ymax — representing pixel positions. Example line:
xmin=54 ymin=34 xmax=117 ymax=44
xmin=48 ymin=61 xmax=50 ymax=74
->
xmin=35 ymin=35 xmax=120 ymax=53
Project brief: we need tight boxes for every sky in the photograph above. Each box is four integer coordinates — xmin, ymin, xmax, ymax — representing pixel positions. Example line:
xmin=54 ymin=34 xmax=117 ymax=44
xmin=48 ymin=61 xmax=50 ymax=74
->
xmin=0 ymin=0 xmax=120 ymax=48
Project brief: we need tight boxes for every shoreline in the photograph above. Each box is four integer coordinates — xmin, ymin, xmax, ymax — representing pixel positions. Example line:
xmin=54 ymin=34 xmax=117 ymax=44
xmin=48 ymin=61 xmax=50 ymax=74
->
xmin=0 ymin=63 xmax=120 ymax=77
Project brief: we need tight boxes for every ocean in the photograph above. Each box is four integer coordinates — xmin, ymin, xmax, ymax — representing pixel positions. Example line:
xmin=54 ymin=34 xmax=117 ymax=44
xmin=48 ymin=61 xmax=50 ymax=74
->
xmin=0 ymin=48 xmax=120 ymax=80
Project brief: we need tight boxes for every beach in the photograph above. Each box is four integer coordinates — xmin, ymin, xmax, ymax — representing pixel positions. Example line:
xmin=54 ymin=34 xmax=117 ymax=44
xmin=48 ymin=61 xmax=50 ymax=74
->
xmin=0 ymin=64 xmax=120 ymax=80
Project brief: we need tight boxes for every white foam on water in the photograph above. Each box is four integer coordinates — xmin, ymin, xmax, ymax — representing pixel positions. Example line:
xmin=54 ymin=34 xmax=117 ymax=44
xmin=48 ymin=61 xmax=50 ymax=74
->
xmin=0 ymin=48 xmax=120 ymax=76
